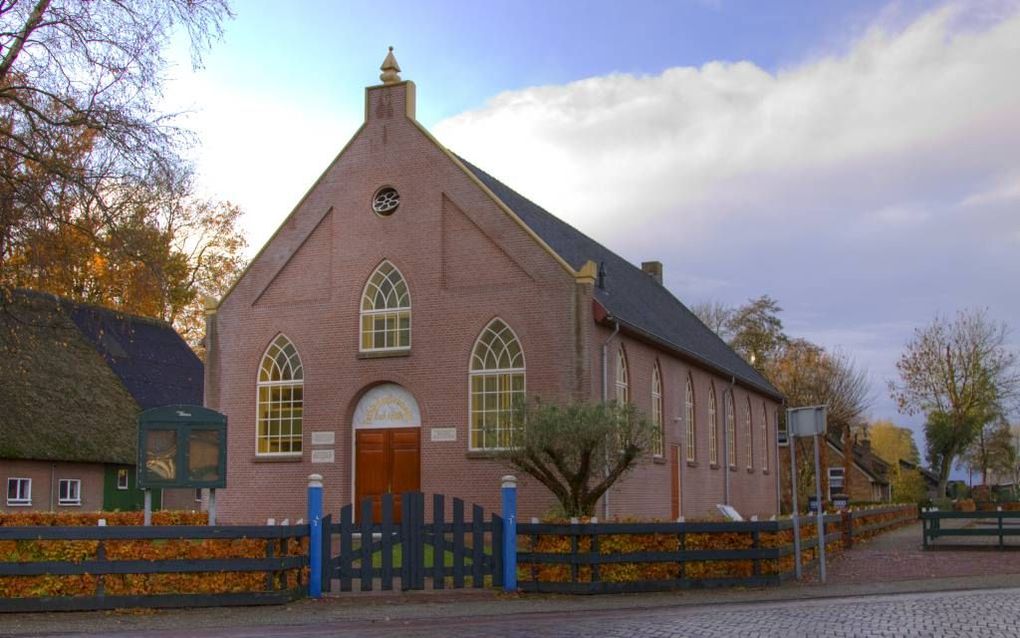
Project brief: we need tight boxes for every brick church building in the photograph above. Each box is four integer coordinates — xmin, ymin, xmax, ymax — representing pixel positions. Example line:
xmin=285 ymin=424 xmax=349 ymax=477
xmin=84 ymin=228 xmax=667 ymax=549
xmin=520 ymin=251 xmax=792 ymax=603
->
xmin=205 ymin=50 xmax=783 ymax=524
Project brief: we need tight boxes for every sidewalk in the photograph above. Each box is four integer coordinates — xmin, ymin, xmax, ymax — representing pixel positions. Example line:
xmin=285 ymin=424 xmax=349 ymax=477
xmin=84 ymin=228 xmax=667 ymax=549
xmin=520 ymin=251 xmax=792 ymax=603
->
xmin=3 ymin=521 xmax=1020 ymax=636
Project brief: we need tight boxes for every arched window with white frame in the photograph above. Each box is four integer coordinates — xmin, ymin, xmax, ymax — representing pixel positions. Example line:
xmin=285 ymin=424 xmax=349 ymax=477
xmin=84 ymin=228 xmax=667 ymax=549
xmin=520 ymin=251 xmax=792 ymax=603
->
xmin=726 ymin=392 xmax=737 ymax=468
xmin=257 ymin=334 xmax=304 ymax=456
xmin=469 ymin=319 xmax=525 ymax=450
xmin=708 ymin=384 xmax=719 ymax=466
xmin=360 ymin=260 xmax=411 ymax=352
xmin=685 ymin=375 xmax=696 ymax=462
xmin=651 ymin=362 xmax=664 ymax=457
xmin=745 ymin=398 xmax=753 ymax=471
xmin=615 ymin=347 xmax=629 ymax=404
xmin=761 ymin=402 xmax=769 ymax=472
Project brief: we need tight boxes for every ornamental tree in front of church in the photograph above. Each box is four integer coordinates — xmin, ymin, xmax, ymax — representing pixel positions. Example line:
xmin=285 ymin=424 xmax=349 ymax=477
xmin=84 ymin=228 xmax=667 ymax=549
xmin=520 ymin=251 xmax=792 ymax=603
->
xmin=498 ymin=399 xmax=656 ymax=517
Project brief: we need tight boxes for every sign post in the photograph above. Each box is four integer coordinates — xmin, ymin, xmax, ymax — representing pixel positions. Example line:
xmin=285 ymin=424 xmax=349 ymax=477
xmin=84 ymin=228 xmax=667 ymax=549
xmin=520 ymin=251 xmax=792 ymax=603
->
xmin=787 ymin=405 xmax=827 ymax=584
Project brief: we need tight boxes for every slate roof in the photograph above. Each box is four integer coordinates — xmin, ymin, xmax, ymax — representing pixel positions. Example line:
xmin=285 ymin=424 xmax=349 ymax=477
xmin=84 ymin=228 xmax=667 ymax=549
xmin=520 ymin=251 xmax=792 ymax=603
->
xmin=828 ymin=436 xmax=891 ymax=486
xmin=0 ymin=289 xmax=202 ymax=464
xmin=458 ymin=157 xmax=782 ymax=400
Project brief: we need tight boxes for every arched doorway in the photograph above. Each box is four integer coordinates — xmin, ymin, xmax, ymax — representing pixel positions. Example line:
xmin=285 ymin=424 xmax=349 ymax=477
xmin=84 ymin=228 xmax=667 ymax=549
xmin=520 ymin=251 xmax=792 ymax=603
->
xmin=353 ymin=383 xmax=421 ymax=522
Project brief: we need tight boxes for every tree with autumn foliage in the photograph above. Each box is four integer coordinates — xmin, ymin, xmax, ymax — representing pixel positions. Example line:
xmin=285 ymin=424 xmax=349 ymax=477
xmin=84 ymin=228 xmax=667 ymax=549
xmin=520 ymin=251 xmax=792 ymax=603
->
xmin=0 ymin=0 xmax=241 ymax=351
xmin=890 ymin=309 xmax=1019 ymax=497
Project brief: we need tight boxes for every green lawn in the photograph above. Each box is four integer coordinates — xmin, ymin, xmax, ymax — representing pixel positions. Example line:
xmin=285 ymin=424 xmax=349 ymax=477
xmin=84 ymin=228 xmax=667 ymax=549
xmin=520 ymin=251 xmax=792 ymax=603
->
xmin=355 ymin=542 xmax=473 ymax=569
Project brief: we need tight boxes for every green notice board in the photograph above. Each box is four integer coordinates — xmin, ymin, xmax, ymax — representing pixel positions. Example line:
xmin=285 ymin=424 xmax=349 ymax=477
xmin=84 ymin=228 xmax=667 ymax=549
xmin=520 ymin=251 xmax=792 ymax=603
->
xmin=137 ymin=405 xmax=227 ymax=489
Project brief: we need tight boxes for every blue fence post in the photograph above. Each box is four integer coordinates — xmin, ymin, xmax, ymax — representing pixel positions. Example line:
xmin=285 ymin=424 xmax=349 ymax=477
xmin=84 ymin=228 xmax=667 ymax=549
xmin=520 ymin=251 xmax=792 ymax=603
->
xmin=501 ymin=475 xmax=517 ymax=592
xmin=308 ymin=473 xmax=323 ymax=599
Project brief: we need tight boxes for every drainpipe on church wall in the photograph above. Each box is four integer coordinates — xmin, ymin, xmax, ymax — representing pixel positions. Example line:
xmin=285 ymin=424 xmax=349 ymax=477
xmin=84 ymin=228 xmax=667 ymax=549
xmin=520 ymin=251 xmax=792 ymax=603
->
xmin=600 ymin=318 xmax=620 ymax=520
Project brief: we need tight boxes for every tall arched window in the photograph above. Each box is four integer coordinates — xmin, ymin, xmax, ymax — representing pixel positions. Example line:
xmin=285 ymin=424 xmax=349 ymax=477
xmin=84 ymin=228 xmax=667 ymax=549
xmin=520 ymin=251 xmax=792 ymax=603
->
xmin=745 ymin=398 xmax=753 ymax=471
xmin=651 ymin=363 xmax=664 ymax=457
xmin=726 ymin=393 xmax=736 ymax=468
xmin=685 ymin=375 xmax=696 ymax=462
xmin=615 ymin=347 xmax=630 ymax=404
xmin=761 ymin=402 xmax=770 ymax=472
xmin=708 ymin=385 xmax=719 ymax=466
xmin=360 ymin=260 xmax=411 ymax=352
xmin=470 ymin=319 xmax=525 ymax=450
xmin=257 ymin=335 xmax=304 ymax=455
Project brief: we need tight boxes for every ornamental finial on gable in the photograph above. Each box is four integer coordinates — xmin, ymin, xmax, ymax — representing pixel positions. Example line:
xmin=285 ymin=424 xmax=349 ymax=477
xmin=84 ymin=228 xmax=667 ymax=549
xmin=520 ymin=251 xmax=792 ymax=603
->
xmin=379 ymin=46 xmax=401 ymax=84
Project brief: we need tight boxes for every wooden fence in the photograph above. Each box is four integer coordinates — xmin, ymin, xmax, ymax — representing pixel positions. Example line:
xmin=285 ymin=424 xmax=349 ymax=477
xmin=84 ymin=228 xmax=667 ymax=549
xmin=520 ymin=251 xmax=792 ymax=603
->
xmin=0 ymin=523 xmax=308 ymax=612
xmin=845 ymin=504 xmax=918 ymax=548
xmin=922 ymin=510 xmax=1020 ymax=549
xmin=517 ymin=515 xmax=844 ymax=594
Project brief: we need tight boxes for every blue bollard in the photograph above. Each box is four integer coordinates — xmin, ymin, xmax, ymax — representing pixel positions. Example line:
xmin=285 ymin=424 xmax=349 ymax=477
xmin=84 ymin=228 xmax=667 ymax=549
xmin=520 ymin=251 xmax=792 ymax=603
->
xmin=501 ymin=475 xmax=517 ymax=592
xmin=307 ymin=474 xmax=323 ymax=599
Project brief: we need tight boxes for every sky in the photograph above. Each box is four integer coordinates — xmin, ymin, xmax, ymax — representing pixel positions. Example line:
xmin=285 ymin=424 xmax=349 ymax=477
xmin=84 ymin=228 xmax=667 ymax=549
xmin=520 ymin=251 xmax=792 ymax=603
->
xmin=163 ymin=0 xmax=1020 ymax=464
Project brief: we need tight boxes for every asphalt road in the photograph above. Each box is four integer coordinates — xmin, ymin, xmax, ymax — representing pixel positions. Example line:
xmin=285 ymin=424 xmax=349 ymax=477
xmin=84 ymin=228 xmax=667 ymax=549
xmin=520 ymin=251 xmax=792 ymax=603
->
xmin=27 ymin=587 xmax=1020 ymax=638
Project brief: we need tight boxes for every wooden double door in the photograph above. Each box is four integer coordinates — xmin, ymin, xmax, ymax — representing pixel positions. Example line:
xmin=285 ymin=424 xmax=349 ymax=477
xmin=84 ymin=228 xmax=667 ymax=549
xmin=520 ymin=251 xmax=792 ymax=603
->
xmin=355 ymin=427 xmax=420 ymax=523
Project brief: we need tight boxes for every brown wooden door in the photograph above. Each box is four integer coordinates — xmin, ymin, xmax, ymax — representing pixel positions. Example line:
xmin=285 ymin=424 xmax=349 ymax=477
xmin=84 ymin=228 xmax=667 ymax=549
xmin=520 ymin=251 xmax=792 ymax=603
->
xmin=671 ymin=444 xmax=681 ymax=520
xmin=355 ymin=427 xmax=420 ymax=523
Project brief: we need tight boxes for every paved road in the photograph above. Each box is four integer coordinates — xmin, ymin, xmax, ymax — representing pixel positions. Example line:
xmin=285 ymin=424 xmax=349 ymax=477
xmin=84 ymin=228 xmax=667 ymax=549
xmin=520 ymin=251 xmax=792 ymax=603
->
xmin=33 ymin=587 xmax=1020 ymax=638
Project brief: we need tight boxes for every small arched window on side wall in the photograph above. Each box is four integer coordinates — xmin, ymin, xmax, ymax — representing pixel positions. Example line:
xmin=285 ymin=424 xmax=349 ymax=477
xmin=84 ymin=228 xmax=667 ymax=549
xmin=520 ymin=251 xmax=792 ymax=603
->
xmin=745 ymin=397 xmax=753 ymax=471
xmin=651 ymin=362 xmax=664 ymax=457
xmin=615 ymin=347 xmax=630 ymax=404
xmin=708 ymin=384 xmax=719 ymax=466
xmin=360 ymin=261 xmax=411 ymax=352
xmin=726 ymin=392 xmax=737 ymax=469
xmin=761 ymin=401 xmax=770 ymax=472
xmin=685 ymin=375 xmax=696 ymax=463
xmin=469 ymin=319 xmax=525 ymax=450
xmin=257 ymin=334 xmax=304 ymax=456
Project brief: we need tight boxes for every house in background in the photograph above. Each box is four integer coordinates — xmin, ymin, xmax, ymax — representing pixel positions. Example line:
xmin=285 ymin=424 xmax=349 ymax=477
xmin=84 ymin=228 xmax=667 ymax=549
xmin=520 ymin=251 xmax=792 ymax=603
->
xmin=205 ymin=51 xmax=783 ymax=525
xmin=778 ymin=429 xmax=893 ymax=510
xmin=0 ymin=289 xmax=203 ymax=513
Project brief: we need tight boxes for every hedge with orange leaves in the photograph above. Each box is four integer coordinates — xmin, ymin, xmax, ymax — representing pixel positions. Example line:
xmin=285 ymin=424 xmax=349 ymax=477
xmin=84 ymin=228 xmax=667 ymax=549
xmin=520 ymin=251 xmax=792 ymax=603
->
xmin=0 ymin=511 xmax=307 ymax=601
xmin=518 ymin=517 xmax=842 ymax=585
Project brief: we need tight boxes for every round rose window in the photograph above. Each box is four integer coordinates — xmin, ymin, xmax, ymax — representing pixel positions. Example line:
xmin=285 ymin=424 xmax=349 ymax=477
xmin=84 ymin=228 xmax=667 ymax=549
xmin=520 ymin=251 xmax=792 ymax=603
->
xmin=372 ymin=187 xmax=400 ymax=216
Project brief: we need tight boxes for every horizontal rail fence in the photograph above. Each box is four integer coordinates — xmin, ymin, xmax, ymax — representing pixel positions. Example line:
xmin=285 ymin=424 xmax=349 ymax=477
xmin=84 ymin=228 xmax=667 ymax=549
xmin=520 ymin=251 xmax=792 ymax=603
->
xmin=325 ymin=492 xmax=503 ymax=592
xmin=845 ymin=504 xmax=917 ymax=548
xmin=922 ymin=510 xmax=1020 ymax=549
xmin=0 ymin=524 xmax=309 ymax=612
xmin=517 ymin=516 xmax=842 ymax=594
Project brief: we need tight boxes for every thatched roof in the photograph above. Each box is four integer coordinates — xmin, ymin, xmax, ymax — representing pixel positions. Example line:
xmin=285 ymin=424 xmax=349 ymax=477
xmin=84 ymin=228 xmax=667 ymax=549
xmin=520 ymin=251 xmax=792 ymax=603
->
xmin=0 ymin=289 xmax=202 ymax=465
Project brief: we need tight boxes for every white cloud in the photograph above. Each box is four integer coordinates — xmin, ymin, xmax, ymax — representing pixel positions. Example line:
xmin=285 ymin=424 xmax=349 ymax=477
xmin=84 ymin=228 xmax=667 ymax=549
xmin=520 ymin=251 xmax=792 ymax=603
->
xmin=432 ymin=3 xmax=1020 ymax=427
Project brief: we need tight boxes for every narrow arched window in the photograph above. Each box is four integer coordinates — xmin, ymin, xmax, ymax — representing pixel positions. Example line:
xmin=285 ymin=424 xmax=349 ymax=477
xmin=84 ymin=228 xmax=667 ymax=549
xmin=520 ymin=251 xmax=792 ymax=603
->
xmin=469 ymin=319 xmax=525 ymax=450
xmin=615 ymin=347 xmax=629 ymax=404
xmin=761 ymin=402 xmax=770 ymax=472
xmin=745 ymin=398 xmax=753 ymax=471
xmin=360 ymin=261 xmax=411 ymax=352
xmin=651 ymin=363 xmax=664 ymax=457
xmin=726 ymin=392 xmax=737 ymax=468
xmin=685 ymin=376 xmax=696 ymax=462
xmin=257 ymin=335 xmax=304 ymax=455
xmin=708 ymin=385 xmax=719 ymax=466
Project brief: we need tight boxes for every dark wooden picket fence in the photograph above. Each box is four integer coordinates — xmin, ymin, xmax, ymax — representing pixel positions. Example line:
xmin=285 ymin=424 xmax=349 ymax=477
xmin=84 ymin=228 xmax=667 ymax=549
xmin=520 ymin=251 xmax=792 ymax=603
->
xmin=922 ymin=509 xmax=1020 ymax=549
xmin=323 ymin=492 xmax=503 ymax=592
xmin=517 ymin=515 xmax=843 ymax=594
xmin=0 ymin=524 xmax=308 ymax=612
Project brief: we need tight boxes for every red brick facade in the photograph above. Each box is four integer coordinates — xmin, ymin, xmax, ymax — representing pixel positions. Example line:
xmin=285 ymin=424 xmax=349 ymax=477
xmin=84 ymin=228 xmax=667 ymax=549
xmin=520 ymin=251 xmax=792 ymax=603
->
xmin=207 ymin=75 xmax=781 ymax=524
xmin=1 ymin=460 xmax=104 ymax=513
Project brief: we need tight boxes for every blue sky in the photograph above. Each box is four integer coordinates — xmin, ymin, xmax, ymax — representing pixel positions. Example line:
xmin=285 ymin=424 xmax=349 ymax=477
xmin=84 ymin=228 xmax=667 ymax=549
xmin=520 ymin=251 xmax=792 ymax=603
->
xmin=166 ymin=1 xmax=1020 ymax=472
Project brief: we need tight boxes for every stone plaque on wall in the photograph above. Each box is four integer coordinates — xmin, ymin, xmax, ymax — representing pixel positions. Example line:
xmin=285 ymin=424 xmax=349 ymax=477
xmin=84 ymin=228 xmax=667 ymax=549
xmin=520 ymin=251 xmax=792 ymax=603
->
xmin=430 ymin=427 xmax=457 ymax=442
xmin=311 ymin=431 xmax=335 ymax=446
xmin=311 ymin=449 xmax=335 ymax=464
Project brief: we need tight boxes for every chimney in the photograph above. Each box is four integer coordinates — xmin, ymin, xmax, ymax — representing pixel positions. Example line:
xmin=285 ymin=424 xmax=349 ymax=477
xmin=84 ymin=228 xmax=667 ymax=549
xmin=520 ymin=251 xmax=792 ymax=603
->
xmin=641 ymin=261 xmax=663 ymax=285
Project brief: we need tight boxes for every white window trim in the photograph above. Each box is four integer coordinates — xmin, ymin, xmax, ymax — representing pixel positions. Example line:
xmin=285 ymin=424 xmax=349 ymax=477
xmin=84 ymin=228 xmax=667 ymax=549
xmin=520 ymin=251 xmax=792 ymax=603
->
xmin=58 ymin=478 xmax=82 ymax=506
xmin=116 ymin=468 xmax=130 ymax=490
xmin=468 ymin=320 xmax=526 ymax=452
xmin=359 ymin=260 xmax=412 ymax=353
xmin=651 ymin=363 xmax=664 ymax=458
xmin=708 ymin=387 xmax=719 ymax=466
xmin=745 ymin=400 xmax=753 ymax=471
xmin=615 ymin=348 xmax=629 ymax=404
xmin=726 ymin=394 xmax=737 ymax=469
xmin=761 ymin=403 xmax=769 ymax=472
xmin=256 ymin=334 xmax=304 ymax=458
xmin=828 ymin=467 xmax=846 ymax=499
xmin=684 ymin=377 xmax=696 ymax=463
xmin=7 ymin=477 xmax=31 ymax=506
